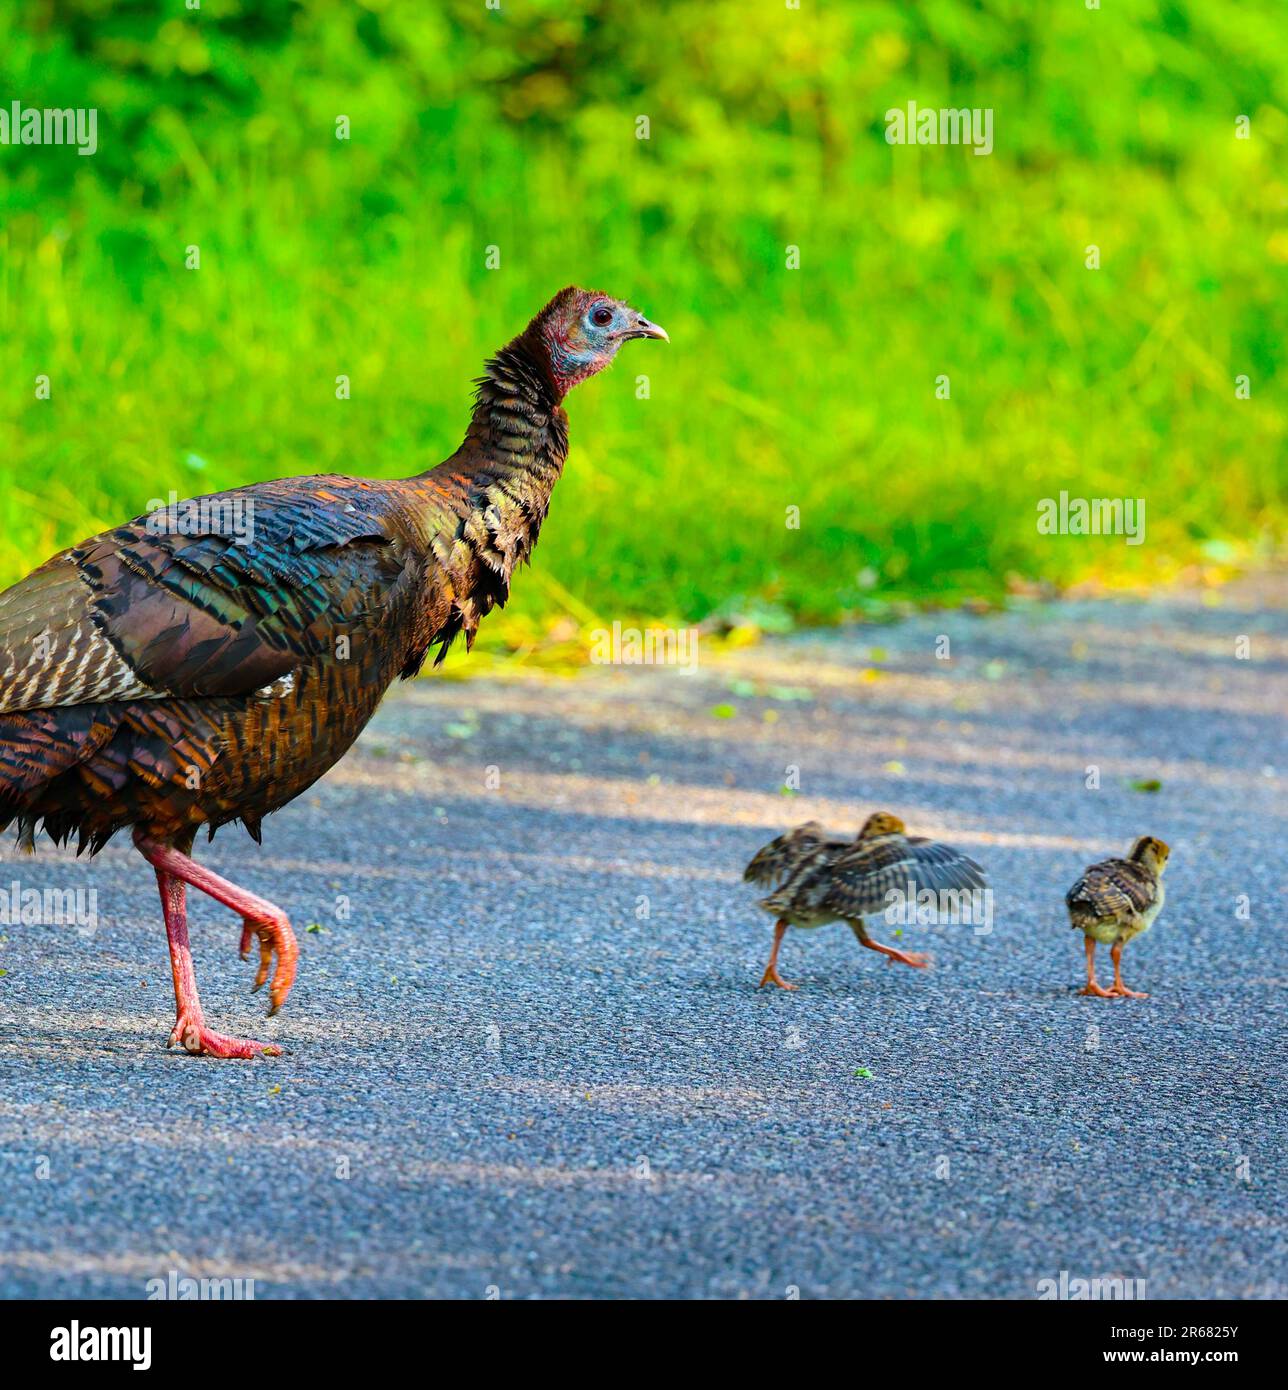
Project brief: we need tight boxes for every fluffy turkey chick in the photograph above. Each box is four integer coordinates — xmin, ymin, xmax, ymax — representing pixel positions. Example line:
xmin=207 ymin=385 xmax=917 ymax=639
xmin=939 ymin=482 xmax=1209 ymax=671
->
xmin=1066 ymin=835 xmax=1169 ymax=999
xmin=744 ymin=812 xmax=987 ymax=990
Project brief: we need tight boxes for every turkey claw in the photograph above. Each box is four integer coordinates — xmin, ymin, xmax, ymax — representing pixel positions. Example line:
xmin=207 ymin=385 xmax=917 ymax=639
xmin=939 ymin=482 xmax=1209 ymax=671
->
xmin=168 ymin=1014 xmax=281 ymax=1059
xmin=238 ymin=913 xmax=299 ymax=1015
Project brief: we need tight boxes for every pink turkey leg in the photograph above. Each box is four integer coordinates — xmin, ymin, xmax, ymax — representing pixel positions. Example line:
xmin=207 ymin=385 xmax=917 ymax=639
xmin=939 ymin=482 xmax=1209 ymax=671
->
xmin=136 ymin=833 xmax=298 ymax=1015
xmin=153 ymin=866 xmax=282 ymax=1058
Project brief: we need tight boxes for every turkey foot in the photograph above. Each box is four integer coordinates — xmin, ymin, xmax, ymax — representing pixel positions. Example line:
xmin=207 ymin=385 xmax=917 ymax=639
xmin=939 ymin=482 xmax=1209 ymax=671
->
xmin=238 ymin=915 xmax=299 ymax=1014
xmin=852 ymin=926 xmax=929 ymax=969
xmin=758 ymin=920 xmax=797 ymax=990
xmin=169 ymin=1012 xmax=282 ymax=1059
xmin=880 ymin=948 xmax=930 ymax=968
xmin=758 ymin=962 xmax=797 ymax=991
xmin=137 ymin=833 xmax=298 ymax=1016
xmin=1078 ymin=939 xmax=1120 ymax=998
xmin=1109 ymin=944 xmax=1147 ymax=999
xmin=141 ymin=837 xmax=286 ymax=1058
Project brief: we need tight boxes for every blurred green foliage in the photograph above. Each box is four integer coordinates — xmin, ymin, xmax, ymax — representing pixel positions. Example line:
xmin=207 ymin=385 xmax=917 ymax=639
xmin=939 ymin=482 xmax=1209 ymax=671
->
xmin=1 ymin=0 xmax=1285 ymax=640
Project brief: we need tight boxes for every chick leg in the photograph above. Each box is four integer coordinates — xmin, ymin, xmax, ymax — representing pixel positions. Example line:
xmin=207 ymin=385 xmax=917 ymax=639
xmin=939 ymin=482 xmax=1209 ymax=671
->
xmin=1078 ymin=937 xmax=1117 ymax=998
xmin=153 ymin=866 xmax=281 ymax=1059
xmin=1109 ymin=942 xmax=1148 ymax=998
xmin=758 ymin=920 xmax=797 ymax=990
xmin=851 ymin=922 xmax=930 ymax=969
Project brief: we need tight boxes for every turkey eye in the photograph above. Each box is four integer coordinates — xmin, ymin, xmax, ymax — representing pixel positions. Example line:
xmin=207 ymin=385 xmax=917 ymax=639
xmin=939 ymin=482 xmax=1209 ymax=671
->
xmin=591 ymin=306 xmax=613 ymax=327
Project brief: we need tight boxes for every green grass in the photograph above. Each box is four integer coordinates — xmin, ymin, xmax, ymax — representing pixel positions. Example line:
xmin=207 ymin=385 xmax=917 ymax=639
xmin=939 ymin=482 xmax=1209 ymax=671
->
xmin=1 ymin=1 xmax=1285 ymax=647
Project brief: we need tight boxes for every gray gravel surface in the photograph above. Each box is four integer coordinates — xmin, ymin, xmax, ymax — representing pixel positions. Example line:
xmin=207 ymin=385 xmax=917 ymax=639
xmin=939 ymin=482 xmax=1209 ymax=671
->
xmin=1 ymin=586 xmax=1284 ymax=1299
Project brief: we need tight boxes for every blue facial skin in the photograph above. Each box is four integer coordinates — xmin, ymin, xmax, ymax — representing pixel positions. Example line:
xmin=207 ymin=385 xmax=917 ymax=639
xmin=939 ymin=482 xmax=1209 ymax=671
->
xmin=547 ymin=298 xmax=668 ymax=391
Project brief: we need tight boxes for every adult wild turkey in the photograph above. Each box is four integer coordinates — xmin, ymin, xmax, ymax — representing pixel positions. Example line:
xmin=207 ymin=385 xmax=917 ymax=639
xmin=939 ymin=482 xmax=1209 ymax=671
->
xmin=0 ymin=286 xmax=667 ymax=1057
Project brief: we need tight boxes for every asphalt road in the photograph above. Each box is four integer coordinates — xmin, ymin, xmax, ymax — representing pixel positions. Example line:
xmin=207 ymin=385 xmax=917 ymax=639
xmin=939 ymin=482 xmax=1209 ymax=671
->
xmin=1 ymin=586 xmax=1284 ymax=1299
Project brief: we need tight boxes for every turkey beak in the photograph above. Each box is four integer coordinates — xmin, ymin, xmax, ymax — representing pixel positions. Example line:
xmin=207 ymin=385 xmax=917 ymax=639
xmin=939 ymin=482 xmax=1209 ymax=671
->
xmin=629 ymin=315 xmax=669 ymax=342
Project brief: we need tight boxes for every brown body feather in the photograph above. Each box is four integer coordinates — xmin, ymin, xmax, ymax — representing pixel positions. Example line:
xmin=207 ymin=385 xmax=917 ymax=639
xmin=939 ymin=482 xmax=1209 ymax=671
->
xmin=0 ymin=301 xmax=576 ymax=853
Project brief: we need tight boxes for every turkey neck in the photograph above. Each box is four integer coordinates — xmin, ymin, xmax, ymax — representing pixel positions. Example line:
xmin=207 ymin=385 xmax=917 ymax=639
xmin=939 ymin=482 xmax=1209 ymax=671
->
xmin=392 ymin=332 xmax=573 ymax=659
xmin=412 ymin=334 xmax=569 ymax=505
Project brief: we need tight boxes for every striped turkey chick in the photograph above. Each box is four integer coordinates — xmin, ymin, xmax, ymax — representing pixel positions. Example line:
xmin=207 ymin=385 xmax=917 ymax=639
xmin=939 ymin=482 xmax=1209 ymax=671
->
xmin=1066 ymin=835 xmax=1169 ymax=999
xmin=743 ymin=812 xmax=987 ymax=990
